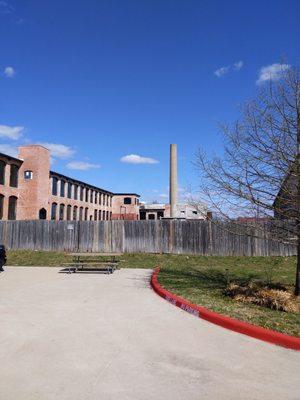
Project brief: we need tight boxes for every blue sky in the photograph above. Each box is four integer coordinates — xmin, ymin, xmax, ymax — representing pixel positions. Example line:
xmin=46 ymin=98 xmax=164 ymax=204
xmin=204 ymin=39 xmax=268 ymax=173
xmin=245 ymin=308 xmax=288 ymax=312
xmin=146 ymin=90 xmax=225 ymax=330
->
xmin=1 ymin=0 xmax=299 ymax=202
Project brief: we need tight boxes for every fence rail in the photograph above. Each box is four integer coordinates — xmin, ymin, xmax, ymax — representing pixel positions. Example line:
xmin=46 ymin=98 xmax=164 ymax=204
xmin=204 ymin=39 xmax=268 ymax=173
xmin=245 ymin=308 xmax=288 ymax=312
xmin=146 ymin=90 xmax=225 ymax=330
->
xmin=0 ymin=220 xmax=296 ymax=256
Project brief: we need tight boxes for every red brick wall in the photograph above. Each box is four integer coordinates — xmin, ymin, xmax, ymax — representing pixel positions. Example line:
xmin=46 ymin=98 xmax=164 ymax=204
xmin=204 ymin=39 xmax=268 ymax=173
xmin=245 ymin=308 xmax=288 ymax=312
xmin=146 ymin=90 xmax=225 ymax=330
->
xmin=18 ymin=145 xmax=51 ymax=220
xmin=112 ymin=194 xmax=140 ymax=220
xmin=0 ymin=155 xmax=22 ymax=220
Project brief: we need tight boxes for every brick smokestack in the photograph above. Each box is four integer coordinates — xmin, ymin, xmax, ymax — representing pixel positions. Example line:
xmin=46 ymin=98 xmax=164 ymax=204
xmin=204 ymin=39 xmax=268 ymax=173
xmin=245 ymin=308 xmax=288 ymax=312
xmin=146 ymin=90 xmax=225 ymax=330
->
xmin=169 ymin=144 xmax=178 ymax=218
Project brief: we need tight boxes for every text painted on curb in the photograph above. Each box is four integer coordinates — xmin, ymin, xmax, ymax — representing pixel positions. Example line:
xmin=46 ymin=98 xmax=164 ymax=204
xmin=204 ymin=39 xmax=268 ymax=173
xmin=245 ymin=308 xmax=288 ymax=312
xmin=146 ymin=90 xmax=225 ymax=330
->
xmin=180 ymin=304 xmax=200 ymax=317
xmin=165 ymin=294 xmax=177 ymax=306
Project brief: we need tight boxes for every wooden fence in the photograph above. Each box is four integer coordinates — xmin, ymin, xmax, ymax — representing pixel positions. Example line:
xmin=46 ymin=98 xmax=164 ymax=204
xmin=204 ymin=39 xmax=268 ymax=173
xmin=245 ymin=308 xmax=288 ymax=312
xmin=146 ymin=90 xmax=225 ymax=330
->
xmin=0 ymin=220 xmax=296 ymax=256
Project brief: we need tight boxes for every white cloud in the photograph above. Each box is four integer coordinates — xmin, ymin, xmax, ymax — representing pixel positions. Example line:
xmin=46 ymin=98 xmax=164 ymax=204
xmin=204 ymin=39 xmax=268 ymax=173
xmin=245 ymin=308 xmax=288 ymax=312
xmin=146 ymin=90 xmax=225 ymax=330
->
xmin=0 ymin=124 xmax=24 ymax=140
xmin=120 ymin=154 xmax=159 ymax=164
xmin=0 ymin=1 xmax=14 ymax=14
xmin=66 ymin=161 xmax=100 ymax=170
xmin=214 ymin=61 xmax=244 ymax=78
xmin=233 ymin=60 xmax=243 ymax=70
xmin=39 ymin=143 xmax=75 ymax=159
xmin=256 ymin=63 xmax=290 ymax=85
xmin=214 ymin=66 xmax=230 ymax=77
xmin=0 ymin=144 xmax=18 ymax=157
xmin=159 ymin=193 xmax=168 ymax=198
xmin=4 ymin=66 xmax=15 ymax=78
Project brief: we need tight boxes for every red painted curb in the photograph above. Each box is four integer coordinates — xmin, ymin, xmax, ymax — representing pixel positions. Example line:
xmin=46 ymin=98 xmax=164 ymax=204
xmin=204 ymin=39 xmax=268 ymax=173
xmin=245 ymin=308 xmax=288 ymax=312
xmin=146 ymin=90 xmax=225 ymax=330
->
xmin=151 ymin=267 xmax=300 ymax=351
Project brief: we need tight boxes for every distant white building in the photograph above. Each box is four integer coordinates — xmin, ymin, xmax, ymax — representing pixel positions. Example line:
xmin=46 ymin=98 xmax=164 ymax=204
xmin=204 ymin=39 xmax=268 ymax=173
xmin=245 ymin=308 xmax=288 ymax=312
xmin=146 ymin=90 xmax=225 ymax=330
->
xmin=139 ymin=202 xmax=208 ymax=220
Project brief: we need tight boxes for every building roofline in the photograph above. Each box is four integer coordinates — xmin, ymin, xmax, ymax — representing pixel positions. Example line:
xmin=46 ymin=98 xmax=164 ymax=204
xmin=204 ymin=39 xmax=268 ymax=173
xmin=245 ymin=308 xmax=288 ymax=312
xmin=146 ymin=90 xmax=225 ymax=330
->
xmin=114 ymin=193 xmax=140 ymax=197
xmin=50 ymin=170 xmax=114 ymax=195
xmin=19 ymin=144 xmax=50 ymax=151
xmin=0 ymin=152 xmax=23 ymax=164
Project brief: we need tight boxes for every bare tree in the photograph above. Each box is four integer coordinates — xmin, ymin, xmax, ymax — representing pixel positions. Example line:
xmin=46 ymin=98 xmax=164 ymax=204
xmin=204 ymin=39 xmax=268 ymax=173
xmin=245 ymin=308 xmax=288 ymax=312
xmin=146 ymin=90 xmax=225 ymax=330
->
xmin=195 ymin=66 xmax=300 ymax=295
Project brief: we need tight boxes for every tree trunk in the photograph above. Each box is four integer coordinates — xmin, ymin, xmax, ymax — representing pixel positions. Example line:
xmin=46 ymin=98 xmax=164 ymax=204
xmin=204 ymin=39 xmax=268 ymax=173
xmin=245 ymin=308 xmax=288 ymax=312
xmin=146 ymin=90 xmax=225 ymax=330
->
xmin=296 ymin=238 xmax=300 ymax=295
xmin=295 ymin=106 xmax=300 ymax=296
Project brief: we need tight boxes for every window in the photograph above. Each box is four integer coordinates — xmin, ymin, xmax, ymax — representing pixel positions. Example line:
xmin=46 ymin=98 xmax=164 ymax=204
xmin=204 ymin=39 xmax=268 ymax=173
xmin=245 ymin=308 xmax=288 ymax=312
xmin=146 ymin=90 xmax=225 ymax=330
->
xmin=95 ymin=192 xmax=98 ymax=204
xmin=106 ymin=196 xmax=109 ymax=206
xmin=52 ymin=177 xmax=58 ymax=196
xmin=90 ymin=190 xmax=93 ymax=203
xmin=0 ymin=194 xmax=4 ymax=219
xmin=94 ymin=209 xmax=98 ymax=221
xmin=0 ymin=161 xmax=5 ymax=185
xmin=67 ymin=205 xmax=72 ymax=220
xmin=85 ymin=207 xmax=88 ymax=220
xmin=98 ymin=210 xmax=102 ymax=220
xmin=124 ymin=197 xmax=132 ymax=205
xmin=80 ymin=186 xmax=84 ymax=201
xmin=106 ymin=211 xmax=109 ymax=220
xmin=8 ymin=196 xmax=17 ymax=220
xmin=74 ymin=184 xmax=78 ymax=200
xmin=79 ymin=207 xmax=83 ymax=220
xmin=110 ymin=197 xmax=112 ymax=207
xmin=103 ymin=195 xmax=106 ymax=206
xmin=73 ymin=206 xmax=78 ymax=220
xmin=102 ymin=210 xmax=105 ymax=220
xmin=10 ymin=164 xmax=19 ymax=188
xmin=51 ymin=203 xmax=57 ymax=220
xmin=110 ymin=211 xmax=112 ymax=220
xmin=39 ymin=208 xmax=47 ymax=219
xmin=192 ymin=211 xmax=198 ymax=215
xmin=99 ymin=193 xmax=102 ymax=205
xmin=60 ymin=181 xmax=65 ymax=197
xmin=59 ymin=204 xmax=65 ymax=220
xmin=85 ymin=188 xmax=89 ymax=202
xmin=157 ymin=211 xmax=164 ymax=219
xmin=148 ymin=214 xmax=155 ymax=220
xmin=67 ymin=182 xmax=72 ymax=199
xmin=24 ymin=170 xmax=33 ymax=180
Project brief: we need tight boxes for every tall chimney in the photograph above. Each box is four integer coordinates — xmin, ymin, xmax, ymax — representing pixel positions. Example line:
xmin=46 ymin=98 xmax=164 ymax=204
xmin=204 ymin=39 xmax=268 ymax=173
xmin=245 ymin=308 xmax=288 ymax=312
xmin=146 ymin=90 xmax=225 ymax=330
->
xmin=169 ymin=144 xmax=178 ymax=218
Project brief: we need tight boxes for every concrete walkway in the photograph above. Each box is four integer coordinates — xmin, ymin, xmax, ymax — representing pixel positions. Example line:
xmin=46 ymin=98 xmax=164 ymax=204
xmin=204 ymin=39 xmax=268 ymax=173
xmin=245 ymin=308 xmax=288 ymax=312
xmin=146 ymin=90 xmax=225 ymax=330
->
xmin=0 ymin=267 xmax=299 ymax=400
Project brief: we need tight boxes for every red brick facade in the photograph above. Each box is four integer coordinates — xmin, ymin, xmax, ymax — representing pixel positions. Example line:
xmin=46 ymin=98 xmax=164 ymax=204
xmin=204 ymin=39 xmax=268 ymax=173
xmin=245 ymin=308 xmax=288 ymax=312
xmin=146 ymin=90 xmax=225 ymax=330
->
xmin=0 ymin=145 xmax=140 ymax=221
xmin=111 ymin=194 xmax=140 ymax=220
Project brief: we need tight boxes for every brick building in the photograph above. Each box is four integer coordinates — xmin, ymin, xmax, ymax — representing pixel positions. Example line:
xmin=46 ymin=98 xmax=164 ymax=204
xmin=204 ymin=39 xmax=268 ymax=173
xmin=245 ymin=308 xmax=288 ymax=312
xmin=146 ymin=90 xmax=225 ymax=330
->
xmin=0 ymin=145 xmax=140 ymax=221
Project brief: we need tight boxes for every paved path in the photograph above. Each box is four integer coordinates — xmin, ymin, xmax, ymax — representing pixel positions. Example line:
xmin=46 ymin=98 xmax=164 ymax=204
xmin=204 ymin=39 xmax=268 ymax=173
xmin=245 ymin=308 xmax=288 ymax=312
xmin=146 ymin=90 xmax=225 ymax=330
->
xmin=0 ymin=267 xmax=299 ymax=400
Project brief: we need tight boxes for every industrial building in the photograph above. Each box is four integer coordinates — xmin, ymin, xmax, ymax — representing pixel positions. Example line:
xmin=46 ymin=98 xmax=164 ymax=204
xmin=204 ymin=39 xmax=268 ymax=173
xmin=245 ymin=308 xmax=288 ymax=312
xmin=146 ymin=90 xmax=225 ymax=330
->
xmin=0 ymin=143 xmax=207 ymax=221
xmin=0 ymin=145 xmax=140 ymax=221
xmin=139 ymin=144 xmax=208 ymax=220
xmin=139 ymin=203 xmax=207 ymax=220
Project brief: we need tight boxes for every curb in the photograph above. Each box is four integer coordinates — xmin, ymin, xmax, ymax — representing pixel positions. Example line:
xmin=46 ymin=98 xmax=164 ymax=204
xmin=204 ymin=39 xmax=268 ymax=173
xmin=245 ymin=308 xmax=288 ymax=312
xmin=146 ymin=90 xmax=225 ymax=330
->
xmin=151 ymin=267 xmax=300 ymax=351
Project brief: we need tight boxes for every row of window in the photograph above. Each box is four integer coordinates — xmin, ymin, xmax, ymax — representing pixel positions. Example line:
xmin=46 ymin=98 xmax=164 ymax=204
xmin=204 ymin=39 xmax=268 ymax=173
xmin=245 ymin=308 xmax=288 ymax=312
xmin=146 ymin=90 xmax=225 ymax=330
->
xmin=52 ymin=177 xmax=112 ymax=206
xmin=0 ymin=195 xmax=17 ymax=220
xmin=0 ymin=161 xmax=19 ymax=188
xmin=51 ymin=203 xmax=112 ymax=221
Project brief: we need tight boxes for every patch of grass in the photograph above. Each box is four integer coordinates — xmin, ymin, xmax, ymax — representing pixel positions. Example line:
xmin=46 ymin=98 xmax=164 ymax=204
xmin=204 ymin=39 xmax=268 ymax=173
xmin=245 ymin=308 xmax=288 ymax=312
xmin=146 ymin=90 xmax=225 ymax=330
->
xmin=157 ymin=258 xmax=299 ymax=337
xmin=6 ymin=251 xmax=299 ymax=336
xmin=7 ymin=250 xmax=73 ymax=266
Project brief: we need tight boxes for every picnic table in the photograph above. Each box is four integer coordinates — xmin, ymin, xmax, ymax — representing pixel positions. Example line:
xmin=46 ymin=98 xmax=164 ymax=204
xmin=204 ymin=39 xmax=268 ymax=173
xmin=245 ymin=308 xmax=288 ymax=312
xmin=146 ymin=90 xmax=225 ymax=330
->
xmin=64 ymin=253 xmax=122 ymax=274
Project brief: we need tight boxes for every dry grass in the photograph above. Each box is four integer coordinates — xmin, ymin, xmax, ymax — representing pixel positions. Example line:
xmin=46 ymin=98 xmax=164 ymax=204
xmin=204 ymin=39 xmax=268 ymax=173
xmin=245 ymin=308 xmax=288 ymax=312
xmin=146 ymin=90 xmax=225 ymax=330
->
xmin=224 ymin=282 xmax=300 ymax=313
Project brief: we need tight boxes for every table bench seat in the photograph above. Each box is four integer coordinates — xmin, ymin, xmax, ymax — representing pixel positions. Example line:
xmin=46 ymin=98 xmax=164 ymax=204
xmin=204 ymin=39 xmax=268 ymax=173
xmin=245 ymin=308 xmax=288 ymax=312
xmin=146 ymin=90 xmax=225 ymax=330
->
xmin=63 ymin=263 xmax=117 ymax=274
